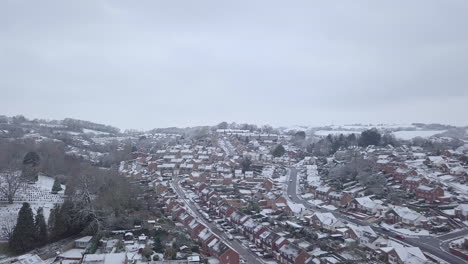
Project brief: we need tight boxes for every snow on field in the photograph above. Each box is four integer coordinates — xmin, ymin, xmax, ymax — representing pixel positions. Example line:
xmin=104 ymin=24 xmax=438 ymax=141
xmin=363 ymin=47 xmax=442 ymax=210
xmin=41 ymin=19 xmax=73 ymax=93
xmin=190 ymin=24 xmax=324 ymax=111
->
xmin=0 ymin=175 xmax=65 ymax=240
xmin=314 ymin=130 xmax=359 ymax=136
xmin=315 ymin=128 xmax=446 ymax=139
xmin=66 ymin=131 xmax=81 ymax=135
xmin=329 ymin=124 xmax=415 ymax=130
xmin=283 ymin=125 xmax=309 ymax=132
xmin=92 ymin=136 xmax=134 ymax=144
xmin=392 ymin=130 xmax=446 ymax=140
xmin=83 ymin=128 xmax=110 ymax=135
xmin=381 ymin=223 xmax=430 ymax=237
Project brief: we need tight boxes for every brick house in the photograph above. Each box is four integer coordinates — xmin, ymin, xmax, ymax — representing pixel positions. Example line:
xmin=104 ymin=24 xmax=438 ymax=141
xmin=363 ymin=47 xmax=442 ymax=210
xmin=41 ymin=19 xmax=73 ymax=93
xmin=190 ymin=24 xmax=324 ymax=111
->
xmin=345 ymin=225 xmax=377 ymax=248
xmin=198 ymin=229 xmax=217 ymax=255
xmin=315 ymin=186 xmax=332 ymax=201
xmin=349 ymin=196 xmax=384 ymax=215
xmin=172 ymin=207 xmax=186 ymax=219
xmin=309 ymin=212 xmax=343 ymax=232
xmin=386 ymin=246 xmax=428 ymax=264
xmin=402 ymin=177 xmax=429 ymax=191
xmin=259 ymin=232 xmax=281 ymax=254
xmin=253 ymin=225 xmax=268 ymax=244
xmin=241 ymin=219 xmax=257 ymax=240
xmin=278 ymin=243 xmax=310 ymax=264
xmin=219 ymin=204 xmax=236 ymax=218
xmin=179 ymin=213 xmax=194 ymax=227
xmin=328 ymin=191 xmax=353 ymax=207
xmin=415 ymin=185 xmax=444 ymax=203
xmin=393 ymin=167 xmax=417 ymax=182
xmin=384 ymin=206 xmax=426 ymax=226
xmin=208 ymin=240 xmax=240 ymax=264
xmin=187 ymin=219 xmax=206 ymax=239
xmin=455 ymin=204 xmax=468 ymax=221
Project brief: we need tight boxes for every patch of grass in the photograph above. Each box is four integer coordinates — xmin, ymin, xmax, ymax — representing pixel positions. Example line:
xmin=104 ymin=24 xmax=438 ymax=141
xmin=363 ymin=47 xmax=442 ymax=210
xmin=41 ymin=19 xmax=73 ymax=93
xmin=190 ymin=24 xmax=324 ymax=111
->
xmin=0 ymin=242 xmax=12 ymax=257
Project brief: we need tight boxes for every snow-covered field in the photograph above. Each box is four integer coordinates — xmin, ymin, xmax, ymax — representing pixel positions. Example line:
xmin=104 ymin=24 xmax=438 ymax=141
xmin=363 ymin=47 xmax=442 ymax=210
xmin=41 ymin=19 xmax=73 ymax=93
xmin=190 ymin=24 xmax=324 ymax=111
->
xmin=329 ymin=124 xmax=416 ymax=130
xmin=0 ymin=175 xmax=65 ymax=240
xmin=314 ymin=130 xmax=359 ymax=136
xmin=83 ymin=128 xmax=111 ymax=135
xmin=392 ymin=130 xmax=446 ymax=140
xmin=314 ymin=128 xmax=446 ymax=140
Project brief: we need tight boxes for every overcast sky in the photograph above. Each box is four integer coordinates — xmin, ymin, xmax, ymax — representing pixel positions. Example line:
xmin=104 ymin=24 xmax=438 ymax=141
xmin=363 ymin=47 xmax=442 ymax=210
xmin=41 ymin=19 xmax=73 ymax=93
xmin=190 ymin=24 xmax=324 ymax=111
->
xmin=1 ymin=1 xmax=467 ymax=130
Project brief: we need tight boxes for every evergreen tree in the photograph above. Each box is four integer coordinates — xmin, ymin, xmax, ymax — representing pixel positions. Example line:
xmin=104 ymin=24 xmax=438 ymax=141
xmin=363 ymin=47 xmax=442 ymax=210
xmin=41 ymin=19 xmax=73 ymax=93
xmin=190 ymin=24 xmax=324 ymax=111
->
xmin=22 ymin=151 xmax=40 ymax=182
xmin=9 ymin=203 xmax=36 ymax=253
xmin=48 ymin=204 xmax=59 ymax=233
xmin=35 ymin=207 xmax=48 ymax=247
xmin=294 ymin=131 xmax=306 ymax=140
xmin=152 ymin=236 xmax=164 ymax=253
xmin=240 ymin=157 xmax=252 ymax=173
xmin=272 ymin=144 xmax=286 ymax=157
xmin=51 ymin=202 xmax=72 ymax=240
xmin=358 ymin=128 xmax=382 ymax=147
xmin=51 ymin=179 xmax=62 ymax=194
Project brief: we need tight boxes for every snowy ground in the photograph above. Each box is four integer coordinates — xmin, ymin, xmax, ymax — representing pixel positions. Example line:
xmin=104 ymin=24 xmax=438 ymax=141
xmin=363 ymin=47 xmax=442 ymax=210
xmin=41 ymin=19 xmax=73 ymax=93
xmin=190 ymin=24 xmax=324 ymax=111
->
xmin=305 ymin=165 xmax=320 ymax=185
xmin=446 ymin=182 xmax=468 ymax=197
xmin=392 ymin=130 xmax=446 ymax=140
xmin=381 ymin=223 xmax=430 ymax=237
xmin=0 ymin=175 xmax=65 ymax=240
xmin=83 ymin=128 xmax=111 ymax=135
xmin=314 ymin=130 xmax=359 ymax=136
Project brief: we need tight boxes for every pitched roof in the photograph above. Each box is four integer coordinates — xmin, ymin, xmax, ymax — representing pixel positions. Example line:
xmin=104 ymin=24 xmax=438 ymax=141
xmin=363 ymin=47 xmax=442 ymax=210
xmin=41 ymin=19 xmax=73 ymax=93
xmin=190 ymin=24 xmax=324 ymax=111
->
xmin=313 ymin=212 xmax=340 ymax=226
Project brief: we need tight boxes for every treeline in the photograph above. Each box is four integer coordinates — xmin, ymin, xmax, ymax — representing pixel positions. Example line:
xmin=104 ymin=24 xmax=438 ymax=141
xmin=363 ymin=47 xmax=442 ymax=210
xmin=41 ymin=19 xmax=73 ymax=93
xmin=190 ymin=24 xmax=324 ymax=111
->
xmin=307 ymin=128 xmax=399 ymax=156
xmin=1 ymin=137 xmax=144 ymax=254
xmin=216 ymin=121 xmax=279 ymax=134
xmin=6 ymin=165 xmax=142 ymax=254
xmin=0 ymin=115 xmax=120 ymax=134
xmin=62 ymin=118 xmax=120 ymax=134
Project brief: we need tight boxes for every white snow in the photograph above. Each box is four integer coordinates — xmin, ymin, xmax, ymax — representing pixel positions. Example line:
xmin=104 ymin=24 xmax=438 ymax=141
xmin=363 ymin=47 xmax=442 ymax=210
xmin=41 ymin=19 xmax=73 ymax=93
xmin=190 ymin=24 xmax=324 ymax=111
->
xmin=0 ymin=175 xmax=65 ymax=240
xmin=83 ymin=128 xmax=111 ymax=135
xmin=381 ymin=223 xmax=430 ymax=237
xmin=286 ymin=200 xmax=305 ymax=214
xmin=392 ymin=130 xmax=446 ymax=140
xmin=314 ymin=130 xmax=359 ymax=136
xmin=306 ymin=165 xmax=320 ymax=185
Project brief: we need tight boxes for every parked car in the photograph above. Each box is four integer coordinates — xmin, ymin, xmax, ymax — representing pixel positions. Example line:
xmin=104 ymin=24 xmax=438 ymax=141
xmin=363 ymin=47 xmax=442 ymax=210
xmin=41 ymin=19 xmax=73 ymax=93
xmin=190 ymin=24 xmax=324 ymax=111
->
xmin=395 ymin=234 xmax=405 ymax=239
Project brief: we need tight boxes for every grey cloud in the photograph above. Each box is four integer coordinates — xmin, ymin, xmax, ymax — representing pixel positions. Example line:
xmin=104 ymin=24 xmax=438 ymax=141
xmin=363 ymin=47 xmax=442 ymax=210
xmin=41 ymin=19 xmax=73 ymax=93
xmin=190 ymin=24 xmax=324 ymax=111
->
xmin=1 ymin=0 xmax=467 ymax=129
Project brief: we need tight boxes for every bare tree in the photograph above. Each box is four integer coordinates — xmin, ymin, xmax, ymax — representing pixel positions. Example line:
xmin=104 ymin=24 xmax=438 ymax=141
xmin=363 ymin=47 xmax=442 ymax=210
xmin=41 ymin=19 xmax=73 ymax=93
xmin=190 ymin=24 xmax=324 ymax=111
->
xmin=0 ymin=170 xmax=23 ymax=204
xmin=0 ymin=213 xmax=17 ymax=239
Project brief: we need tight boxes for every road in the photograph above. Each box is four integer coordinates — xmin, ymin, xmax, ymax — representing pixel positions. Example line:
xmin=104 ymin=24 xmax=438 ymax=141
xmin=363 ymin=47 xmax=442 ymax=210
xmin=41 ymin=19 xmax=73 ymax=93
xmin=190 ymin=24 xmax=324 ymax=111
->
xmin=171 ymin=178 xmax=264 ymax=264
xmin=287 ymin=167 xmax=467 ymax=264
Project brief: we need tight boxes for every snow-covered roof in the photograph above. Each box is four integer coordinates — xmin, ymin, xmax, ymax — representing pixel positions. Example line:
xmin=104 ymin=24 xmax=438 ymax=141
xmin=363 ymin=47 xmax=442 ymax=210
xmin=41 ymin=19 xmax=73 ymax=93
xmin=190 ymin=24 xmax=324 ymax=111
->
xmin=313 ymin=212 xmax=341 ymax=226
xmin=354 ymin=196 xmax=380 ymax=210
xmin=393 ymin=246 xmax=427 ymax=264
xmin=389 ymin=206 xmax=426 ymax=222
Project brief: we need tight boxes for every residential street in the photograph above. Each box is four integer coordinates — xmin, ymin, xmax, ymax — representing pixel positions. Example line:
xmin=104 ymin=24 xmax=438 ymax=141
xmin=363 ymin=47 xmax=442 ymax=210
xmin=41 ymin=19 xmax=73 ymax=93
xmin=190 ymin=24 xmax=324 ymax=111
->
xmin=286 ymin=168 xmax=468 ymax=264
xmin=171 ymin=178 xmax=264 ymax=264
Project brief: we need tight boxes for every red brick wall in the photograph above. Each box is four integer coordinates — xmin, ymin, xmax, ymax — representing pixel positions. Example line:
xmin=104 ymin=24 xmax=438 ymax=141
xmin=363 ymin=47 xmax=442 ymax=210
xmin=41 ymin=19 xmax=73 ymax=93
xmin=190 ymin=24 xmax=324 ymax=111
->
xmin=219 ymin=249 xmax=240 ymax=264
